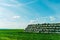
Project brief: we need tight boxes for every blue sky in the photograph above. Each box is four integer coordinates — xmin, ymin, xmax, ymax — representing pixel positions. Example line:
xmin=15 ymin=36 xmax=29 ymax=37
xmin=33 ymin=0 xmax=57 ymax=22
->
xmin=0 ymin=0 xmax=60 ymax=29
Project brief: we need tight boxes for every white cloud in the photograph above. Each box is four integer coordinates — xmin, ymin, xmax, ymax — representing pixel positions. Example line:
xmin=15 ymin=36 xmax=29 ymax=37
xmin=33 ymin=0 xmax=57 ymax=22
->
xmin=6 ymin=0 xmax=38 ymax=7
xmin=49 ymin=16 xmax=56 ymax=21
xmin=0 ymin=3 xmax=13 ymax=6
xmin=0 ymin=0 xmax=27 ymax=29
xmin=28 ymin=16 xmax=56 ymax=24
xmin=25 ymin=0 xmax=38 ymax=5
xmin=0 ymin=6 xmax=22 ymax=29
xmin=0 ymin=3 xmax=22 ymax=7
xmin=12 ymin=16 xmax=20 ymax=19
xmin=0 ymin=0 xmax=23 ymax=7
xmin=28 ymin=18 xmax=40 ymax=24
xmin=29 ymin=20 xmax=36 ymax=24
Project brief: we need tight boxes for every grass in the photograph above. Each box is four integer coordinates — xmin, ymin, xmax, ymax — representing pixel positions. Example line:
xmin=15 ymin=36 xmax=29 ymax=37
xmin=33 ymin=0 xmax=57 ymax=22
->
xmin=17 ymin=32 xmax=60 ymax=40
xmin=0 ymin=29 xmax=60 ymax=40
xmin=0 ymin=29 xmax=23 ymax=40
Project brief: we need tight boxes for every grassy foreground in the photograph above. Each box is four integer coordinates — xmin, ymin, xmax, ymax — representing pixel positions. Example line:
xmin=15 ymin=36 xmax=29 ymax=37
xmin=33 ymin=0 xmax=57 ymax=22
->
xmin=0 ymin=29 xmax=60 ymax=40
xmin=0 ymin=29 xmax=24 ymax=40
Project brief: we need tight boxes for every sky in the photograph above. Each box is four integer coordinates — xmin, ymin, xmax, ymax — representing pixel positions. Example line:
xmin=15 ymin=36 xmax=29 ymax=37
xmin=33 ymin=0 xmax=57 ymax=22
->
xmin=0 ymin=0 xmax=60 ymax=29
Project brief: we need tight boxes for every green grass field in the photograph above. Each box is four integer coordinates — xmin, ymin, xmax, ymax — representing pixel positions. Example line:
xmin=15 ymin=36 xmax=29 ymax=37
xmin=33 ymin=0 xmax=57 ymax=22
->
xmin=0 ymin=29 xmax=24 ymax=40
xmin=0 ymin=29 xmax=60 ymax=40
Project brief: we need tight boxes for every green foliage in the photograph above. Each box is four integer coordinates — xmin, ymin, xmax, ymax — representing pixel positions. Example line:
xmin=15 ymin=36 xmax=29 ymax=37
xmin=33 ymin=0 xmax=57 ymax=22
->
xmin=0 ymin=29 xmax=60 ymax=40
xmin=17 ymin=32 xmax=60 ymax=40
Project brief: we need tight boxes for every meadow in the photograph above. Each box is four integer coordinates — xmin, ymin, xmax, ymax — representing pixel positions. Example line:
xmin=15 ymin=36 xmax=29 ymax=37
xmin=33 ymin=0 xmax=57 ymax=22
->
xmin=0 ymin=29 xmax=60 ymax=40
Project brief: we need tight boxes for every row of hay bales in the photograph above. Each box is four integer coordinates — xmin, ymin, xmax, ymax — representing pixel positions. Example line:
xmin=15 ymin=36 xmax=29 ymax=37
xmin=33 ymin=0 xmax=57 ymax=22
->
xmin=25 ymin=23 xmax=60 ymax=33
